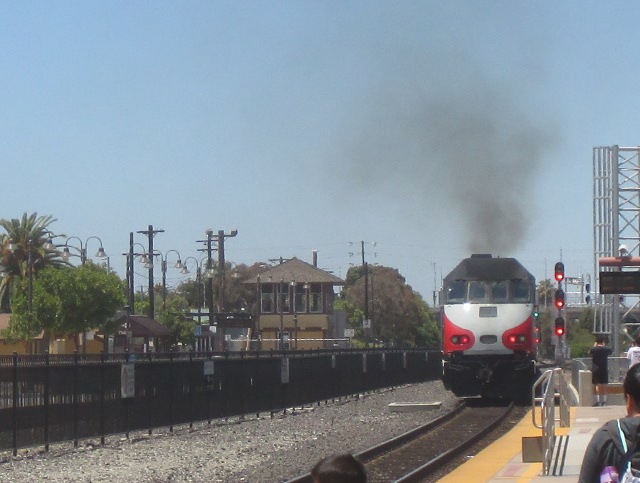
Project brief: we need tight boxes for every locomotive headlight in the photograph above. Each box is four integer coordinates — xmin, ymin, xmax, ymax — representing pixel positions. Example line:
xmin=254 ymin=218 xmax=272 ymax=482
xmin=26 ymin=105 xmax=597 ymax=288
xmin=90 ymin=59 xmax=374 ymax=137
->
xmin=450 ymin=335 xmax=471 ymax=345
xmin=508 ymin=334 xmax=527 ymax=344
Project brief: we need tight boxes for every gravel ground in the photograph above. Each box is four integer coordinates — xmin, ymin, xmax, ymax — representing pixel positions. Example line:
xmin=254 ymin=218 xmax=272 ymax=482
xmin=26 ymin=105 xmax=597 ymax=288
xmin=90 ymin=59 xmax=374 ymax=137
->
xmin=0 ymin=381 xmax=459 ymax=483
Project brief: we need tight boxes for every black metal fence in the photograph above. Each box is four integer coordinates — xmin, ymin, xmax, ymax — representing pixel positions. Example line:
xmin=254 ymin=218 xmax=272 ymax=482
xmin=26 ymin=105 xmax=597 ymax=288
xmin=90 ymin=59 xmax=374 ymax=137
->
xmin=0 ymin=348 xmax=441 ymax=455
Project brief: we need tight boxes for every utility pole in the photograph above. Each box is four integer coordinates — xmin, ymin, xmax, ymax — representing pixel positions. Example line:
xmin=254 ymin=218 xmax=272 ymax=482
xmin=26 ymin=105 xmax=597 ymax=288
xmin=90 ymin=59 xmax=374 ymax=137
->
xmin=362 ymin=241 xmax=369 ymax=325
xmin=197 ymin=230 xmax=219 ymax=349
xmin=217 ymin=229 xmax=238 ymax=312
xmin=127 ymin=232 xmax=134 ymax=315
xmin=350 ymin=241 xmax=376 ymax=344
xmin=137 ymin=225 xmax=164 ymax=319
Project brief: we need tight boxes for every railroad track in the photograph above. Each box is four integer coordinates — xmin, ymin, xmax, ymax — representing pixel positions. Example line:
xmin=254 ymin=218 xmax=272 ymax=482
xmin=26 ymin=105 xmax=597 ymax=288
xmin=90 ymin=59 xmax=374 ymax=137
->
xmin=286 ymin=399 xmax=521 ymax=483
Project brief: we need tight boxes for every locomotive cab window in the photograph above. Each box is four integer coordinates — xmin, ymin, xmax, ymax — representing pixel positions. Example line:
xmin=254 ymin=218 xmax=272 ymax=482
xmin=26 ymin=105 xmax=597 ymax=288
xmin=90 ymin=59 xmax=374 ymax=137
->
xmin=447 ymin=281 xmax=466 ymax=304
xmin=491 ymin=281 xmax=508 ymax=303
xmin=468 ymin=281 xmax=487 ymax=302
xmin=511 ymin=279 xmax=531 ymax=302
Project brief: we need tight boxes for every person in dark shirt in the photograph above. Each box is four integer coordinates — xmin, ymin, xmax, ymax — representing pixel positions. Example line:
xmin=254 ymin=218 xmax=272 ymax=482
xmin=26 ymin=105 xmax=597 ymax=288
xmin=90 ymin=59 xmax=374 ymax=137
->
xmin=579 ymin=363 xmax=640 ymax=482
xmin=589 ymin=335 xmax=613 ymax=406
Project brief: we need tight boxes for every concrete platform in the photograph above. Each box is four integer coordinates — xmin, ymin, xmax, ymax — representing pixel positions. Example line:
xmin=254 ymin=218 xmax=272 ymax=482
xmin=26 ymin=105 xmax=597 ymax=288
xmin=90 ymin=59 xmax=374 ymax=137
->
xmin=387 ymin=401 xmax=442 ymax=412
xmin=437 ymin=403 xmax=626 ymax=482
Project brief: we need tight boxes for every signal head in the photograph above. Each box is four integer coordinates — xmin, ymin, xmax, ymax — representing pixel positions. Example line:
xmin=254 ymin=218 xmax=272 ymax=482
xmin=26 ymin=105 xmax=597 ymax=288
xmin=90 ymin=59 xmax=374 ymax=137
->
xmin=555 ymin=289 xmax=565 ymax=309
xmin=554 ymin=262 xmax=565 ymax=282
xmin=554 ymin=317 xmax=565 ymax=336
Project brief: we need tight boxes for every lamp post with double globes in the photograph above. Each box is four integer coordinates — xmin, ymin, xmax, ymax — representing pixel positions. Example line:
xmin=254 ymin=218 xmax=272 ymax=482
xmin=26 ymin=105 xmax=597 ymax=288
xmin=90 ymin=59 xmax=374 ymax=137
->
xmin=147 ymin=250 xmax=183 ymax=310
xmin=124 ymin=239 xmax=150 ymax=316
xmin=61 ymin=236 xmax=108 ymax=268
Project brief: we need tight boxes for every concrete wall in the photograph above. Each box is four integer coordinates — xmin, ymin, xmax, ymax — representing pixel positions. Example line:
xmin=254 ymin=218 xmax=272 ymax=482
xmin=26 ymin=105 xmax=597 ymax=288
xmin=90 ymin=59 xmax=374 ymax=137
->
xmin=576 ymin=369 xmax=625 ymax=406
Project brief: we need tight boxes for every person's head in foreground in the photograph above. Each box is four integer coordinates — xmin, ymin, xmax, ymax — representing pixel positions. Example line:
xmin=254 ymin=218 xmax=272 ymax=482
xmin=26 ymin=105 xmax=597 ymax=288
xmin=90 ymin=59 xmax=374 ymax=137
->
xmin=311 ymin=453 xmax=367 ymax=483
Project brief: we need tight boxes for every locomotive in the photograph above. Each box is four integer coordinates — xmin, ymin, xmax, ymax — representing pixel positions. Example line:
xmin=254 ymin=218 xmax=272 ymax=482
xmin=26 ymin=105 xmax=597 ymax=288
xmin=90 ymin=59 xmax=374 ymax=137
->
xmin=441 ymin=254 xmax=538 ymax=400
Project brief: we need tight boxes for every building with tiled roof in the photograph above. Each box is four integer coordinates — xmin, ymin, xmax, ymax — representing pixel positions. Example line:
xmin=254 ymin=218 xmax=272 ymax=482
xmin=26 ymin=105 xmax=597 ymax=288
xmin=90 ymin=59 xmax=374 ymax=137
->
xmin=244 ymin=254 xmax=346 ymax=350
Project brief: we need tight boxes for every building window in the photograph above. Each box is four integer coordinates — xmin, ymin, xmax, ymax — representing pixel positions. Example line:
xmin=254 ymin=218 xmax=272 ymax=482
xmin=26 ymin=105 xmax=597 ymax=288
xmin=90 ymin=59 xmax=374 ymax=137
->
xmin=309 ymin=283 xmax=322 ymax=313
xmin=278 ymin=283 xmax=290 ymax=313
xmin=261 ymin=285 xmax=274 ymax=313
xmin=295 ymin=284 xmax=306 ymax=313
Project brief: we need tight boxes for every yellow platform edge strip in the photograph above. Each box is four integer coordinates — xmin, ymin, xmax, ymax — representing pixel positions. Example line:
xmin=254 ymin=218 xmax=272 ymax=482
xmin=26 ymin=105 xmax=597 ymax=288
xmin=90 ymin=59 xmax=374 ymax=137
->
xmin=437 ymin=406 xmax=577 ymax=483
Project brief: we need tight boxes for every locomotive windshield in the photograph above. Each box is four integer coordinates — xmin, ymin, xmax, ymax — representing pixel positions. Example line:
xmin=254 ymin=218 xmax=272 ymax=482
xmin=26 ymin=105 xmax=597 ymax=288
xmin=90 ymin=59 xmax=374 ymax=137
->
xmin=445 ymin=278 xmax=532 ymax=304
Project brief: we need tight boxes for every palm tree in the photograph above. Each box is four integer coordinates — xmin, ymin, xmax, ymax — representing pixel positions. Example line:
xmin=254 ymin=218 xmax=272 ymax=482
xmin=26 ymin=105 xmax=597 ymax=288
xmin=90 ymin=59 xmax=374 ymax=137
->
xmin=0 ymin=213 xmax=67 ymax=312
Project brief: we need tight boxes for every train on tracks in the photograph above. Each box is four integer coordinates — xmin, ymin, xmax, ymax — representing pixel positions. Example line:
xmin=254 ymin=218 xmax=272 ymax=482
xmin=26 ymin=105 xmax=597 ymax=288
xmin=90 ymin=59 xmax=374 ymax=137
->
xmin=441 ymin=254 xmax=538 ymax=401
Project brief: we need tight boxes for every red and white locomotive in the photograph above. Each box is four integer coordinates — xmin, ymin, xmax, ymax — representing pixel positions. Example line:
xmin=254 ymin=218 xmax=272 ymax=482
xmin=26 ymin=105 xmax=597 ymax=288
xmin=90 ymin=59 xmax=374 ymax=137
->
xmin=441 ymin=254 xmax=538 ymax=400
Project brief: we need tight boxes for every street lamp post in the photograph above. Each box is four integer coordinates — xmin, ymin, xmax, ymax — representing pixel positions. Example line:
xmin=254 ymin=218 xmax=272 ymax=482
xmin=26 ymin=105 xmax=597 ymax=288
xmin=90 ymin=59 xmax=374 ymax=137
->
xmin=61 ymin=236 xmax=108 ymax=266
xmin=125 ymin=233 xmax=150 ymax=316
xmin=181 ymin=257 xmax=205 ymax=324
xmin=150 ymin=250 xmax=183 ymax=310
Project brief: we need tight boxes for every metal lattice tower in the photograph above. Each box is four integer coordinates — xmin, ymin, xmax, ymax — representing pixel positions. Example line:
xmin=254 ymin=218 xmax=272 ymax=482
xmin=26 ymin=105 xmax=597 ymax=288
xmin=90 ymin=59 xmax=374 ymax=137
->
xmin=593 ymin=145 xmax=640 ymax=354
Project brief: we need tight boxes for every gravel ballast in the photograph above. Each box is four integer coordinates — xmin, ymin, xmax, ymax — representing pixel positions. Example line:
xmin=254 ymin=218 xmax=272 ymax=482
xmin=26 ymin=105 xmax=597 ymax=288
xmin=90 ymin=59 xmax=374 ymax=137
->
xmin=0 ymin=381 xmax=458 ymax=482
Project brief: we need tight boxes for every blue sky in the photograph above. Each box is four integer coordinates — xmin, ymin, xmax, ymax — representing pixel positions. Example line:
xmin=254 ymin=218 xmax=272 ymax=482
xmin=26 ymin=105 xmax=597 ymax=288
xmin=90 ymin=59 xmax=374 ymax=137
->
xmin=1 ymin=1 xmax=638 ymax=301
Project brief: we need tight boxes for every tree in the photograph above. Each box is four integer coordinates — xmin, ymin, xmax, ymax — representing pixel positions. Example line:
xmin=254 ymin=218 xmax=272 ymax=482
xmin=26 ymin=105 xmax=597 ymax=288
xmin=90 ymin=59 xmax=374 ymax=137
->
xmin=342 ymin=265 xmax=440 ymax=348
xmin=6 ymin=263 xmax=126 ymax=349
xmin=566 ymin=307 xmax=599 ymax=358
xmin=156 ymin=293 xmax=196 ymax=348
xmin=0 ymin=213 xmax=68 ymax=312
xmin=176 ymin=262 xmax=260 ymax=315
xmin=537 ymin=279 xmax=556 ymax=309
xmin=223 ymin=263 xmax=257 ymax=312
xmin=334 ymin=297 xmax=366 ymax=340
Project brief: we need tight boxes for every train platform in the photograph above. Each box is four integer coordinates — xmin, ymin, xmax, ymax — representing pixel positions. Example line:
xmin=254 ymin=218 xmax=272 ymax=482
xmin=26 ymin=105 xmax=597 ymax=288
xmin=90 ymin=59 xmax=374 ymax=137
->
xmin=438 ymin=403 xmax=626 ymax=482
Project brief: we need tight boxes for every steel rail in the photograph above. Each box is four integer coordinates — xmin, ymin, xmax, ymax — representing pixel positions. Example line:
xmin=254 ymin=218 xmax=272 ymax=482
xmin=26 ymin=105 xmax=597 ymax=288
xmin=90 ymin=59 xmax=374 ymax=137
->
xmin=393 ymin=401 xmax=515 ymax=483
xmin=284 ymin=400 xmax=468 ymax=483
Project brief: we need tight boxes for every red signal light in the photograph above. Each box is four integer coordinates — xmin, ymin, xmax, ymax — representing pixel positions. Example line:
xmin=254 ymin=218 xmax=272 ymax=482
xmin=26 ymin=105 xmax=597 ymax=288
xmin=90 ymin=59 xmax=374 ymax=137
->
xmin=554 ymin=262 xmax=565 ymax=282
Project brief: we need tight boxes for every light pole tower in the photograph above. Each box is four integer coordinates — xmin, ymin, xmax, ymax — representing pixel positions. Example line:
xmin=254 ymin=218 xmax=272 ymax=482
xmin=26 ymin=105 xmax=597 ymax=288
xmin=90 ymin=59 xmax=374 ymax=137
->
xmin=593 ymin=145 xmax=640 ymax=354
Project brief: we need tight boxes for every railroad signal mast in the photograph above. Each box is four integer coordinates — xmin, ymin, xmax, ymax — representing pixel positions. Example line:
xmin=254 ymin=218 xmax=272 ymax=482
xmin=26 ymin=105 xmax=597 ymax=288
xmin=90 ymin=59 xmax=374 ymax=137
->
xmin=554 ymin=262 xmax=566 ymax=363
xmin=554 ymin=262 xmax=566 ymax=337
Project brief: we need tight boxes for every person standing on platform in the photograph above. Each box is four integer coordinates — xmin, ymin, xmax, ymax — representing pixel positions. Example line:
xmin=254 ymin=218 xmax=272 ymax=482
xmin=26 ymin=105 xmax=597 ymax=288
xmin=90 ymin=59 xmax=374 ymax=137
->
xmin=590 ymin=335 xmax=613 ymax=407
xmin=579 ymin=363 xmax=640 ymax=482
xmin=627 ymin=337 xmax=640 ymax=369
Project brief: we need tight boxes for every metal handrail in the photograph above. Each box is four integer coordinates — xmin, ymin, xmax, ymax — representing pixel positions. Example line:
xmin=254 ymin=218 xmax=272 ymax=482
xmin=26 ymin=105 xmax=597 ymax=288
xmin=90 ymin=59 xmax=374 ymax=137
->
xmin=531 ymin=368 xmax=571 ymax=475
